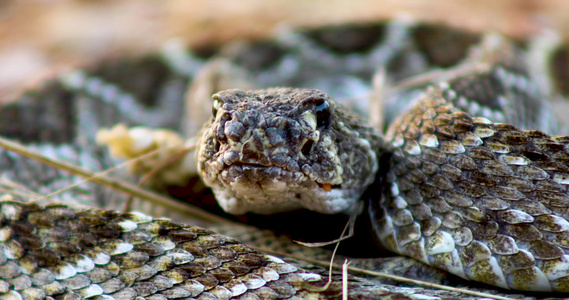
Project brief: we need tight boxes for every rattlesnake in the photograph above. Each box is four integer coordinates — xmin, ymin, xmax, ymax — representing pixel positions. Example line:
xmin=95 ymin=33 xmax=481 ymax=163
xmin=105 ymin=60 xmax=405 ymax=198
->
xmin=1 ymin=20 xmax=569 ymax=299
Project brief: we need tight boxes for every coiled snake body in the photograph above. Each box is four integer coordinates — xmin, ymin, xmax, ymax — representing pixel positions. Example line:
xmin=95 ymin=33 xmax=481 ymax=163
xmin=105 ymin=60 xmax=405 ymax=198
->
xmin=2 ymin=21 xmax=569 ymax=299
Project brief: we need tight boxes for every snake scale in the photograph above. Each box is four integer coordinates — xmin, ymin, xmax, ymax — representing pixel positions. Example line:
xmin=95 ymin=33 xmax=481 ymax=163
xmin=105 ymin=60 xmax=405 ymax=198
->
xmin=2 ymin=20 xmax=569 ymax=299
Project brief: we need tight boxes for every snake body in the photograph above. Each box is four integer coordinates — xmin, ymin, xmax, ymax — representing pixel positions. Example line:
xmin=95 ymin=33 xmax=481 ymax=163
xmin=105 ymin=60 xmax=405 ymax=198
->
xmin=2 ymin=20 xmax=569 ymax=299
xmin=371 ymin=40 xmax=569 ymax=292
xmin=0 ymin=200 xmax=361 ymax=300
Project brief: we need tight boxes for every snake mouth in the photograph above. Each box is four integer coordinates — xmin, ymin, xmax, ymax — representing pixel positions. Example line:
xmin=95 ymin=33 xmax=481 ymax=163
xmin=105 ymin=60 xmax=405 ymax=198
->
xmin=220 ymin=162 xmax=341 ymax=193
xmin=317 ymin=182 xmax=341 ymax=191
xmin=199 ymin=150 xmax=363 ymax=215
xmin=318 ymin=183 xmax=332 ymax=191
xmin=205 ymin=159 xmax=344 ymax=203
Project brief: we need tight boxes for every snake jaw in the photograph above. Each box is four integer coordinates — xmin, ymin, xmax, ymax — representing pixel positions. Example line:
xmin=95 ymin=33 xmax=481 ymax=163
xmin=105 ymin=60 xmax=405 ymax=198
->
xmin=197 ymin=88 xmax=382 ymax=215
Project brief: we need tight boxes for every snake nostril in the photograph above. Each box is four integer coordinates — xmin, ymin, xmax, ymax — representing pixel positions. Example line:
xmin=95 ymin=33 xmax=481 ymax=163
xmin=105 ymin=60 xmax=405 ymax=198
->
xmin=213 ymin=140 xmax=221 ymax=152
xmin=301 ymin=140 xmax=314 ymax=157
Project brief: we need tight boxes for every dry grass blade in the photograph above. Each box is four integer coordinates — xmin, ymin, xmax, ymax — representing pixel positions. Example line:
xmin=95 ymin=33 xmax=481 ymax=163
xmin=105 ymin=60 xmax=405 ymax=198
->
xmin=250 ymin=245 xmax=515 ymax=300
xmin=342 ymin=259 xmax=349 ymax=300
xmin=0 ymin=135 xmax=232 ymax=225
xmin=295 ymin=203 xmax=359 ymax=247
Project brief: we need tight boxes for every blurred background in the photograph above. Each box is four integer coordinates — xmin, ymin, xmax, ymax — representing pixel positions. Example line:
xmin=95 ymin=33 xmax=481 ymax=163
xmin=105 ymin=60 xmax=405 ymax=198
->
xmin=1 ymin=0 xmax=568 ymax=103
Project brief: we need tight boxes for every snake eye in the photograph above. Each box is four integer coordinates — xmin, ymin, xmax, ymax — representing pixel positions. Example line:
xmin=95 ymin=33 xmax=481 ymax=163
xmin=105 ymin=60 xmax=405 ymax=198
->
xmin=315 ymin=99 xmax=330 ymax=128
xmin=212 ymin=99 xmax=221 ymax=117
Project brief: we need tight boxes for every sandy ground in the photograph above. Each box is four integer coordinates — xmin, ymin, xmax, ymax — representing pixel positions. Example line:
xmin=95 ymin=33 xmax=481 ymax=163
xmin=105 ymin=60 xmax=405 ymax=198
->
xmin=1 ymin=0 xmax=568 ymax=102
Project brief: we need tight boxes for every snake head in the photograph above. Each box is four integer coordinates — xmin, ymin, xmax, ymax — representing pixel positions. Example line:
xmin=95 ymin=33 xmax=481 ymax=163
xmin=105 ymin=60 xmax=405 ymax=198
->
xmin=197 ymin=88 xmax=384 ymax=215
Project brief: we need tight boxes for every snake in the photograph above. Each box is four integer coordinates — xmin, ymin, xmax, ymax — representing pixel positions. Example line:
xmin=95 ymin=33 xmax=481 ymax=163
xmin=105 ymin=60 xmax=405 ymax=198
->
xmin=1 ymin=20 xmax=569 ymax=299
